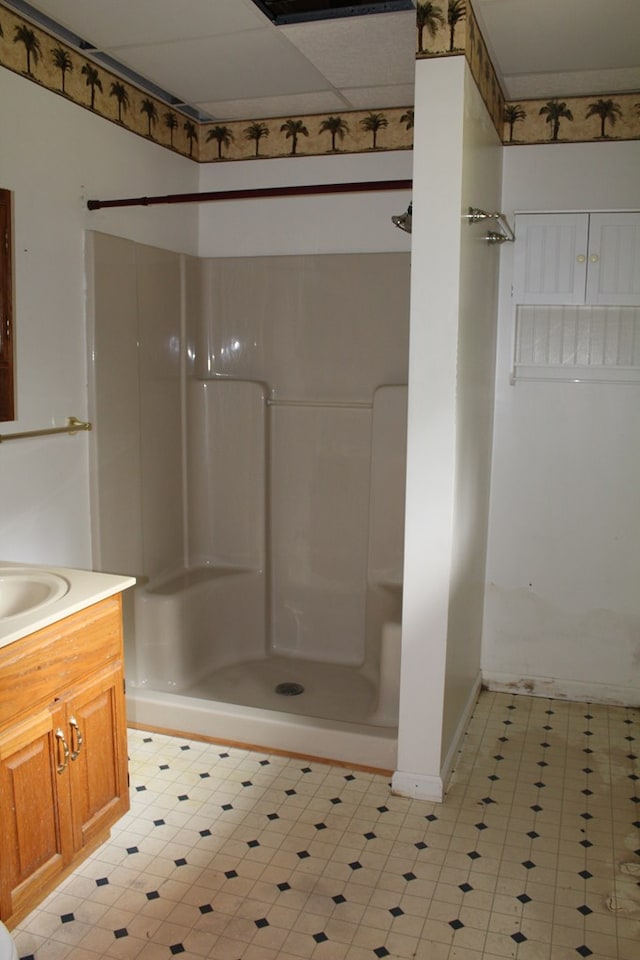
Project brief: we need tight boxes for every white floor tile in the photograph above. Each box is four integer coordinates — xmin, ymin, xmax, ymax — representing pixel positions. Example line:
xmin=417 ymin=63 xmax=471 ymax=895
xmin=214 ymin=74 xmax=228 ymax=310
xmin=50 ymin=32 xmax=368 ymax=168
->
xmin=9 ymin=693 xmax=640 ymax=960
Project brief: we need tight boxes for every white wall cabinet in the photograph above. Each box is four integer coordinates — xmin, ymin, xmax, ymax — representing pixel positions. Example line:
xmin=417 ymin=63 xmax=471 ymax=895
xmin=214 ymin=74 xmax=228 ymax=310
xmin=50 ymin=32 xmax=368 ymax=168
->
xmin=585 ymin=213 xmax=640 ymax=305
xmin=514 ymin=212 xmax=640 ymax=306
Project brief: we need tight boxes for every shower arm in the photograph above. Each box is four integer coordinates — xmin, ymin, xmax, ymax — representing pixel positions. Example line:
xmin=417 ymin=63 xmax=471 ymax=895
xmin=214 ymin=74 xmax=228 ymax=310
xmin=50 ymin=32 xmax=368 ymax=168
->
xmin=464 ymin=207 xmax=515 ymax=244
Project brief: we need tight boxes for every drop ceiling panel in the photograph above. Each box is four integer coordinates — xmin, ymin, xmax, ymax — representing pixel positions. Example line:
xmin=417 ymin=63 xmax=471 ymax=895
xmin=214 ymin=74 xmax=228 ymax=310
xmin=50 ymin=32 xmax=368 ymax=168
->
xmin=281 ymin=13 xmax=415 ymax=87
xmin=506 ymin=66 xmax=640 ymax=101
xmin=197 ymin=91 xmax=350 ymax=123
xmin=475 ymin=0 xmax=640 ymax=74
xmin=340 ymin=83 xmax=415 ymax=109
xmin=109 ymin=31 xmax=333 ymax=104
xmin=475 ymin=0 xmax=640 ymax=92
xmin=23 ymin=0 xmax=268 ymax=46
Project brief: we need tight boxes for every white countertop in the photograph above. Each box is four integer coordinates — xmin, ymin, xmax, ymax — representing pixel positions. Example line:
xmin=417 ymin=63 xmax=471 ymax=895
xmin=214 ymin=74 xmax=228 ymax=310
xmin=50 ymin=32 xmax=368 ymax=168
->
xmin=0 ymin=561 xmax=136 ymax=650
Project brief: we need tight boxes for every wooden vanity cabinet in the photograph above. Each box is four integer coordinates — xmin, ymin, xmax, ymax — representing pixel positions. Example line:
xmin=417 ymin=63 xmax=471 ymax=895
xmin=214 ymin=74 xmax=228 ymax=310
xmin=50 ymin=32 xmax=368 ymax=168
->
xmin=0 ymin=595 xmax=129 ymax=927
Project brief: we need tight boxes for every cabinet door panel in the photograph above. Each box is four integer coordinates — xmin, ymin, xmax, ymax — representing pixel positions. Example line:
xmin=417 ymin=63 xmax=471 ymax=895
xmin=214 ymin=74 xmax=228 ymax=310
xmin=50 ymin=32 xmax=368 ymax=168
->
xmin=0 ymin=707 xmax=73 ymax=920
xmin=67 ymin=664 xmax=129 ymax=850
xmin=514 ymin=213 xmax=589 ymax=304
xmin=586 ymin=212 xmax=640 ymax=305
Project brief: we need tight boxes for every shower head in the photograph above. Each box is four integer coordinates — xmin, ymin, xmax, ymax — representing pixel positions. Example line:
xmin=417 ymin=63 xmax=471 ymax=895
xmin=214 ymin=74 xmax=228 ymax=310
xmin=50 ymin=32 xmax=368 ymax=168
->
xmin=464 ymin=206 xmax=515 ymax=243
xmin=392 ymin=203 xmax=412 ymax=233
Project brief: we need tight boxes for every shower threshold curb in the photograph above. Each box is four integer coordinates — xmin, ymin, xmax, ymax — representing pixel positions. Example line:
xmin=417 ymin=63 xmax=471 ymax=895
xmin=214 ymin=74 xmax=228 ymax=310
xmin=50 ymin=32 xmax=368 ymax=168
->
xmin=126 ymin=687 xmax=397 ymax=772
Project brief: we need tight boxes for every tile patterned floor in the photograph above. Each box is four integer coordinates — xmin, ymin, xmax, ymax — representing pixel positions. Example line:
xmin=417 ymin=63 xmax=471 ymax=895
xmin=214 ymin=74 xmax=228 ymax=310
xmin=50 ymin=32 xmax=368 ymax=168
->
xmin=12 ymin=691 xmax=640 ymax=960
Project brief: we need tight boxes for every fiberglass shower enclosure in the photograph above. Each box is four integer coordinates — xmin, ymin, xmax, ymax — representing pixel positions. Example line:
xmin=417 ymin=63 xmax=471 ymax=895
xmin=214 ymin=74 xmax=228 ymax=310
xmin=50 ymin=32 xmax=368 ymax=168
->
xmin=89 ymin=233 xmax=409 ymax=730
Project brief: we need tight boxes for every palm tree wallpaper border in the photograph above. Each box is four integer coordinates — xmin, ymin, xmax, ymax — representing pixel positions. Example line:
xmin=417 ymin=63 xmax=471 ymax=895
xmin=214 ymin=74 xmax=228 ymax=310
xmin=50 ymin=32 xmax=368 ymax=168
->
xmin=503 ymin=93 xmax=640 ymax=146
xmin=416 ymin=0 xmax=505 ymax=132
xmin=416 ymin=1 xmax=640 ymax=146
xmin=0 ymin=4 xmax=204 ymax=160
xmin=1 ymin=0 xmax=639 ymax=162
xmin=197 ymin=108 xmax=414 ymax=163
xmin=0 ymin=3 xmax=412 ymax=164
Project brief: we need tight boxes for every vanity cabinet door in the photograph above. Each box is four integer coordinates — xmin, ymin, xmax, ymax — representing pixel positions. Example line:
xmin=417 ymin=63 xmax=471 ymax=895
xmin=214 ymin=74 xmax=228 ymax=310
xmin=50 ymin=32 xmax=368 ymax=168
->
xmin=66 ymin=662 xmax=129 ymax=852
xmin=0 ymin=704 xmax=73 ymax=922
xmin=0 ymin=594 xmax=130 ymax=928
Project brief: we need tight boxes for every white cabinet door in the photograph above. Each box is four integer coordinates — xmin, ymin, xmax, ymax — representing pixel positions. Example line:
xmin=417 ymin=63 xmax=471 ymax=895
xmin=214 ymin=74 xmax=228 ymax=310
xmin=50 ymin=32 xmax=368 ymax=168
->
xmin=585 ymin=212 xmax=640 ymax=306
xmin=513 ymin=213 xmax=589 ymax=304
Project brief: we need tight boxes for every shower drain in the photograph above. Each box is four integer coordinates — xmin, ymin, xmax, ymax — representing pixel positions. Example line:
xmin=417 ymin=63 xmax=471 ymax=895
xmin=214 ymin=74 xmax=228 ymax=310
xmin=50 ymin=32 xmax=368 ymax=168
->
xmin=275 ymin=681 xmax=305 ymax=696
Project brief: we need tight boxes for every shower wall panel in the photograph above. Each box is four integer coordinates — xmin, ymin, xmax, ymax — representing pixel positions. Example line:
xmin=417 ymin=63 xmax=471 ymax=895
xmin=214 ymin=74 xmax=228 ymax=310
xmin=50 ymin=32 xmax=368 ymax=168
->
xmin=199 ymin=254 xmax=410 ymax=400
xmin=187 ymin=379 xmax=266 ymax=570
xmin=90 ymin=232 xmax=184 ymax=582
xmin=136 ymin=245 xmax=183 ymax=580
xmin=270 ymin=405 xmax=372 ymax=664
xmin=196 ymin=251 xmax=410 ymax=666
xmin=368 ymin=385 xmax=408 ymax=587
xmin=89 ymin=233 xmax=143 ymax=577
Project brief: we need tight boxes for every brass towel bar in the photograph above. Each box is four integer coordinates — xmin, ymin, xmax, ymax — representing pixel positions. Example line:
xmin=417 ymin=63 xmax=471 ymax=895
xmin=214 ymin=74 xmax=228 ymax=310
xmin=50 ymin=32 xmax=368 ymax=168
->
xmin=0 ymin=416 xmax=91 ymax=444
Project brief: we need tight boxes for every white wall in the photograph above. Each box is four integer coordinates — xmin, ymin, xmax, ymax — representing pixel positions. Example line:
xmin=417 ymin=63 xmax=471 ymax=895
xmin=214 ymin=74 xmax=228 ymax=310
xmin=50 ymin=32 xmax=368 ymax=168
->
xmin=0 ymin=70 xmax=198 ymax=567
xmin=442 ymin=68 xmax=502 ymax=767
xmin=393 ymin=57 xmax=502 ymax=801
xmin=197 ymin=152 xmax=413 ymax=257
xmin=483 ymin=140 xmax=640 ymax=704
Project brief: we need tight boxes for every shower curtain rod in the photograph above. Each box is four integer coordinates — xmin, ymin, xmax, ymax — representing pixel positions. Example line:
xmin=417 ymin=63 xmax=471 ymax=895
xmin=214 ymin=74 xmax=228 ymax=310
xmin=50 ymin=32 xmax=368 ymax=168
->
xmin=86 ymin=179 xmax=413 ymax=211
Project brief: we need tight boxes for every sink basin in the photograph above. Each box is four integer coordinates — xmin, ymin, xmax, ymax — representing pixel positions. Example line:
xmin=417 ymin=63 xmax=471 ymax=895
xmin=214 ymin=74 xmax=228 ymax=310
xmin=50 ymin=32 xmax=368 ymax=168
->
xmin=0 ymin=567 xmax=70 ymax=621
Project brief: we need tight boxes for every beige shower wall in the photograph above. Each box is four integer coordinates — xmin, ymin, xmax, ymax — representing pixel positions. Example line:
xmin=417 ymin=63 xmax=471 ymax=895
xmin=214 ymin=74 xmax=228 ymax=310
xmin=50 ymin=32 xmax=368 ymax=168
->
xmin=193 ymin=254 xmax=410 ymax=664
xmin=89 ymin=232 xmax=189 ymax=582
xmin=194 ymin=255 xmax=410 ymax=400
xmin=91 ymin=241 xmax=410 ymax=667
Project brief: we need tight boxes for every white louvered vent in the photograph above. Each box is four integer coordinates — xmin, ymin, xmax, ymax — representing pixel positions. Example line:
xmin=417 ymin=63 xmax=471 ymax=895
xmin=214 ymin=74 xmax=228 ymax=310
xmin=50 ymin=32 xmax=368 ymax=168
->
xmin=513 ymin=305 xmax=640 ymax=383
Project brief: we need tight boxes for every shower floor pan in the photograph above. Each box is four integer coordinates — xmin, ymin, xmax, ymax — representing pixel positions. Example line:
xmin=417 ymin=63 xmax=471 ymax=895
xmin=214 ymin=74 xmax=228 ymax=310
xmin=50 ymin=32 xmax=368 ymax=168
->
xmin=183 ymin=655 xmax=377 ymax=725
xmin=126 ymin=656 xmax=398 ymax=770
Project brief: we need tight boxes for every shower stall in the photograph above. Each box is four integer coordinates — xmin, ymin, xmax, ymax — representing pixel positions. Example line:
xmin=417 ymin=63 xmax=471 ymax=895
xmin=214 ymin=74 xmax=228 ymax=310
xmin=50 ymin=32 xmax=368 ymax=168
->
xmin=88 ymin=233 xmax=409 ymax=769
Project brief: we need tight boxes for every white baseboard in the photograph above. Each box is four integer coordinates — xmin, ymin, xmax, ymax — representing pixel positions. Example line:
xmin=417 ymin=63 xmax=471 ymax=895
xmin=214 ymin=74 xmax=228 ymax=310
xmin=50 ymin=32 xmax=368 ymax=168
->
xmin=391 ymin=671 xmax=483 ymax=803
xmin=391 ymin=770 xmax=444 ymax=802
xmin=483 ymin=671 xmax=640 ymax=707
xmin=440 ymin=671 xmax=483 ymax=791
